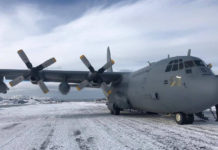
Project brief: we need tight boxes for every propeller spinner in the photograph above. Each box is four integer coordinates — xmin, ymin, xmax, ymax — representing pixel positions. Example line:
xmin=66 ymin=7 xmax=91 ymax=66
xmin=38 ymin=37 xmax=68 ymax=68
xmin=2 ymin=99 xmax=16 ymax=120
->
xmin=77 ymin=55 xmax=115 ymax=96
xmin=9 ymin=49 xmax=56 ymax=94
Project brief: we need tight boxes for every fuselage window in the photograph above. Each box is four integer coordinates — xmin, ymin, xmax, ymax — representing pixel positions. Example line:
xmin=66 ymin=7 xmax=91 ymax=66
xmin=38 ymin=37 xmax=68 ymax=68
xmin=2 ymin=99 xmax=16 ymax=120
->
xmin=179 ymin=63 xmax=184 ymax=70
xmin=185 ymin=61 xmax=194 ymax=68
xmin=165 ymin=65 xmax=172 ymax=72
xmin=172 ymin=64 xmax=178 ymax=71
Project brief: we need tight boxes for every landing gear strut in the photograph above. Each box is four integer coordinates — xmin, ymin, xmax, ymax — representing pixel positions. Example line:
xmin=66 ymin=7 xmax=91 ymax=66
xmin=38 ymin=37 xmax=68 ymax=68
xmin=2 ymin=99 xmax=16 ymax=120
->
xmin=175 ymin=113 xmax=194 ymax=125
xmin=110 ymin=105 xmax=120 ymax=115
xmin=107 ymin=102 xmax=121 ymax=115
xmin=110 ymin=109 xmax=120 ymax=115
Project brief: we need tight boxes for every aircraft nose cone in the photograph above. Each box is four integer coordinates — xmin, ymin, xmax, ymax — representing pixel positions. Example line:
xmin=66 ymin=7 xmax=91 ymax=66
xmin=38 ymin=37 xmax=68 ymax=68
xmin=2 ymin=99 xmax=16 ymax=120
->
xmin=185 ymin=76 xmax=218 ymax=113
xmin=200 ymin=77 xmax=217 ymax=106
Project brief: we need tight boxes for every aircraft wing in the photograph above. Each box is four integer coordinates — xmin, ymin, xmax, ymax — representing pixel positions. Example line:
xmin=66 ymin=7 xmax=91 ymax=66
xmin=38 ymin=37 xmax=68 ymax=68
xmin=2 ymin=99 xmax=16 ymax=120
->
xmin=0 ymin=69 xmax=125 ymax=84
xmin=0 ymin=49 xmax=128 ymax=94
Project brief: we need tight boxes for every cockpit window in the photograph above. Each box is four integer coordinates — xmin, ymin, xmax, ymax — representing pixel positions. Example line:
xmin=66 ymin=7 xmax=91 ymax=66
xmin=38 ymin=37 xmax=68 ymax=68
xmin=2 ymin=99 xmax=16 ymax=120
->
xmin=184 ymin=61 xmax=194 ymax=68
xmin=179 ymin=63 xmax=184 ymax=70
xmin=165 ymin=65 xmax=172 ymax=72
xmin=174 ymin=60 xmax=178 ymax=63
xmin=194 ymin=60 xmax=205 ymax=67
xmin=169 ymin=61 xmax=173 ymax=64
xmin=172 ymin=64 xmax=178 ymax=71
xmin=201 ymin=68 xmax=207 ymax=73
xmin=166 ymin=59 xmax=183 ymax=72
xmin=166 ymin=59 xmax=210 ymax=74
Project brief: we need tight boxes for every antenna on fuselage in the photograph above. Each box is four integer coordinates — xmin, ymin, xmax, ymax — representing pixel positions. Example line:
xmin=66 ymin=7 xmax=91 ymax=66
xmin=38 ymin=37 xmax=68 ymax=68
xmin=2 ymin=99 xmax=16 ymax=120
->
xmin=168 ymin=54 xmax=170 ymax=58
xmin=187 ymin=49 xmax=191 ymax=56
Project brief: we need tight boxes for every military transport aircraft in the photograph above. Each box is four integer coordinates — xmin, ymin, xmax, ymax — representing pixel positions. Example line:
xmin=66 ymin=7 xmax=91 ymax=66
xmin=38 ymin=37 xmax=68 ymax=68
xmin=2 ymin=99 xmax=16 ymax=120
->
xmin=0 ymin=48 xmax=217 ymax=125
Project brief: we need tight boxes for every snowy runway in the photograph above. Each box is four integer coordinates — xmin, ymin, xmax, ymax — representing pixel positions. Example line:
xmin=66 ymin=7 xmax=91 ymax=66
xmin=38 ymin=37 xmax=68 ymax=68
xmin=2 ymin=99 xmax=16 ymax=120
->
xmin=0 ymin=102 xmax=218 ymax=150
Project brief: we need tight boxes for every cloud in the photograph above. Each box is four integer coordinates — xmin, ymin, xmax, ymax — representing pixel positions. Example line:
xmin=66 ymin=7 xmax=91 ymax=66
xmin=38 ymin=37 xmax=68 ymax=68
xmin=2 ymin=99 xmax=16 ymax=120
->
xmin=0 ymin=0 xmax=218 ymax=74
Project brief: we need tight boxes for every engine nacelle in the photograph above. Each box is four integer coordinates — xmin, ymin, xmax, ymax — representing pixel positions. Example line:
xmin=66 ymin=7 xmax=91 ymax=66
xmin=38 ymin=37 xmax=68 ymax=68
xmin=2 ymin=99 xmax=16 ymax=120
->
xmin=0 ymin=81 xmax=9 ymax=94
xmin=59 ymin=82 xmax=71 ymax=95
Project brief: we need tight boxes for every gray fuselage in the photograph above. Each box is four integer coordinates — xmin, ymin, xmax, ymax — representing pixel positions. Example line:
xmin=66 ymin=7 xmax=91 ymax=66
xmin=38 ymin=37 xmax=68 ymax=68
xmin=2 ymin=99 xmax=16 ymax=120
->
xmin=109 ymin=56 xmax=218 ymax=114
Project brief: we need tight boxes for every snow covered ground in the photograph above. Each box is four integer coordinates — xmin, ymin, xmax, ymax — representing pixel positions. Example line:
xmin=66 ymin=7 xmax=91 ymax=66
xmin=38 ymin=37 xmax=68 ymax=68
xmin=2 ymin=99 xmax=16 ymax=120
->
xmin=0 ymin=102 xmax=218 ymax=150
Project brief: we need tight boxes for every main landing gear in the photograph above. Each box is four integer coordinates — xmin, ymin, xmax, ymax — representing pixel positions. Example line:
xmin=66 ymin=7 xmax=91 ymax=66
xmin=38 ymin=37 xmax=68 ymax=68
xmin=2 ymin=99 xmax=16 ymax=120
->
xmin=110 ymin=107 xmax=120 ymax=115
xmin=175 ymin=112 xmax=194 ymax=125
xmin=110 ymin=106 xmax=120 ymax=115
xmin=107 ymin=102 xmax=121 ymax=115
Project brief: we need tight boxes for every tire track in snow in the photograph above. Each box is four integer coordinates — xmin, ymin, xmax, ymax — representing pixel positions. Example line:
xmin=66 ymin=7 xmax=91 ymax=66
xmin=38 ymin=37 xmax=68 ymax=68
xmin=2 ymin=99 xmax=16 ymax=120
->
xmin=116 ymin=117 xmax=217 ymax=150
xmin=0 ymin=115 xmax=52 ymax=150
xmin=39 ymin=128 xmax=54 ymax=150
xmin=85 ymin=105 xmax=213 ymax=150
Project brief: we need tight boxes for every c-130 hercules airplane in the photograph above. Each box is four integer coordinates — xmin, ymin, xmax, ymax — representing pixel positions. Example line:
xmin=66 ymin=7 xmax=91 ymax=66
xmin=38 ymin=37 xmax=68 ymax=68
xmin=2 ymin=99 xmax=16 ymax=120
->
xmin=0 ymin=48 xmax=217 ymax=125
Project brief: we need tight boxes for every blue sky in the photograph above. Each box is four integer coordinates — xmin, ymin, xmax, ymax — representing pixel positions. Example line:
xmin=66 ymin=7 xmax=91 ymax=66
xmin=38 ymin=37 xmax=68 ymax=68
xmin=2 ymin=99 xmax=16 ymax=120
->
xmin=0 ymin=0 xmax=218 ymax=72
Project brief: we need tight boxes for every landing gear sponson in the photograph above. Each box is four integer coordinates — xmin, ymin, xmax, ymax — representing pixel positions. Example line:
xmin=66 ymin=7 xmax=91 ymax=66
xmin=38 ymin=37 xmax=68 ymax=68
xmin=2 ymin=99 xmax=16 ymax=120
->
xmin=175 ymin=113 xmax=194 ymax=125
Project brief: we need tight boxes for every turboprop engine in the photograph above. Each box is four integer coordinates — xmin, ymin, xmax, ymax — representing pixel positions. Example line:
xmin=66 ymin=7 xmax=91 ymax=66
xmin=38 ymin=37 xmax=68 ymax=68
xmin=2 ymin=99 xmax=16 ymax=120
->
xmin=59 ymin=82 xmax=71 ymax=95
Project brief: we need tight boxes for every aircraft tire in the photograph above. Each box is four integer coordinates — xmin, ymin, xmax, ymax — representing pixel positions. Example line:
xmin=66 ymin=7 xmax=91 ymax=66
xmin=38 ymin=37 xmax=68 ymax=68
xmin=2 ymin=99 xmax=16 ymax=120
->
xmin=185 ymin=114 xmax=194 ymax=124
xmin=110 ymin=110 xmax=114 ymax=115
xmin=113 ymin=109 xmax=120 ymax=115
xmin=109 ymin=104 xmax=121 ymax=115
xmin=110 ymin=109 xmax=120 ymax=115
xmin=175 ymin=113 xmax=186 ymax=125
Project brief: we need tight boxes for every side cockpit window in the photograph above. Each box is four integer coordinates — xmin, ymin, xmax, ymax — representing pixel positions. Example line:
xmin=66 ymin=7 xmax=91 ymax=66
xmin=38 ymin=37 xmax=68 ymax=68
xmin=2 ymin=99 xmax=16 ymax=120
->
xmin=194 ymin=60 xmax=205 ymax=67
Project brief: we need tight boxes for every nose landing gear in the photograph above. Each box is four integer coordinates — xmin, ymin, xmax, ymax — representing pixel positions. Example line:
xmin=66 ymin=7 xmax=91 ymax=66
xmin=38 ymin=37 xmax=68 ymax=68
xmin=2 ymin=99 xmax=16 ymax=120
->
xmin=175 ymin=113 xmax=194 ymax=125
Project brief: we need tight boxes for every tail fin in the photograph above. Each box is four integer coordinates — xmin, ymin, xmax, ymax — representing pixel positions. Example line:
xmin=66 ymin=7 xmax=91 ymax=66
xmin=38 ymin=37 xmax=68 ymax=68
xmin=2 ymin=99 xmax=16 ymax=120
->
xmin=107 ymin=46 xmax=113 ymax=72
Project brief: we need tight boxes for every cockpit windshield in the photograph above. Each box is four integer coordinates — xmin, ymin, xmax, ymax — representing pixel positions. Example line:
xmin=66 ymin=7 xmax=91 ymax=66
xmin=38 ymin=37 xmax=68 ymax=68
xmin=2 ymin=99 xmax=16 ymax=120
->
xmin=165 ymin=59 xmax=207 ymax=72
xmin=194 ymin=60 xmax=205 ymax=67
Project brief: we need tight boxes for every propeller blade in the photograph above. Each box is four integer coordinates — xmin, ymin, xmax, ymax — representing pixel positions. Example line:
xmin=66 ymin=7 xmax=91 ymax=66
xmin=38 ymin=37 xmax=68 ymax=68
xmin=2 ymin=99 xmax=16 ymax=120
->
xmin=101 ymin=82 xmax=112 ymax=96
xmin=37 ymin=58 xmax=56 ymax=70
xmin=38 ymin=80 xmax=49 ymax=94
xmin=9 ymin=76 xmax=25 ymax=87
xmin=18 ymin=49 xmax=33 ymax=69
xmin=76 ymin=80 xmax=89 ymax=91
xmin=80 ymin=55 xmax=95 ymax=73
xmin=98 ymin=59 xmax=115 ymax=73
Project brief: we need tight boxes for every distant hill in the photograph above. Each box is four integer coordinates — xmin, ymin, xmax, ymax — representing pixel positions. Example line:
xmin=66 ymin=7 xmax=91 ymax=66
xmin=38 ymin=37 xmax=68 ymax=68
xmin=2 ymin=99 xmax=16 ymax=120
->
xmin=1 ymin=82 xmax=105 ymax=101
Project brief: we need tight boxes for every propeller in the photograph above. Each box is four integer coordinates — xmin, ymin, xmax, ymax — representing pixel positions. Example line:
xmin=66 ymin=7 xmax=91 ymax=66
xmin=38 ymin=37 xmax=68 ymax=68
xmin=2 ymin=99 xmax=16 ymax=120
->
xmin=9 ymin=49 xmax=56 ymax=94
xmin=77 ymin=55 xmax=114 ymax=96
